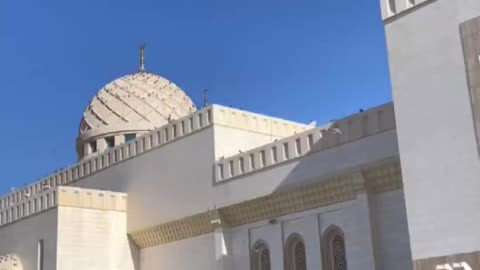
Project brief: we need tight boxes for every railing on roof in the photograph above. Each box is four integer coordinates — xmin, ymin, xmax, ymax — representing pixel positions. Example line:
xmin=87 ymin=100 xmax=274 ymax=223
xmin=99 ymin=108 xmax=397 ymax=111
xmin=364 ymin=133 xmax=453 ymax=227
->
xmin=0 ymin=186 xmax=126 ymax=228
xmin=0 ymin=186 xmax=57 ymax=227
xmin=215 ymin=103 xmax=396 ymax=182
xmin=0 ymin=104 xmax=388 ymax=211
xmin=0 ymin=107 xmax=213 ymax=212
xmin=0 ymin=104 xmax=312 ymax=212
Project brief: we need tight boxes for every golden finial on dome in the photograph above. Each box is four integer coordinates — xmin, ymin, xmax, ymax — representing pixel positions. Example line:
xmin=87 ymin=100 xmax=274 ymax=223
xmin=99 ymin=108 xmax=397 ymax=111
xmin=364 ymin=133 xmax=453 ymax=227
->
xmin=139 ymin=44 xmax=146 ymax=72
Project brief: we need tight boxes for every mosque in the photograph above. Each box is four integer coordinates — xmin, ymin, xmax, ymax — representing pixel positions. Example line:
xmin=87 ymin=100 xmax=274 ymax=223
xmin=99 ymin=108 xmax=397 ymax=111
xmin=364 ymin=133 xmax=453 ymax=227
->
xmin=1 ymin=0 xmax=480 ymax=269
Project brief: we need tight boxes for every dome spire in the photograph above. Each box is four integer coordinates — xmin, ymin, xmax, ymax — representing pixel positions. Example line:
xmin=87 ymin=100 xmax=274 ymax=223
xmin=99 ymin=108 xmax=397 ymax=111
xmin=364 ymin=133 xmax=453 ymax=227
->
xmin=139 ymin=44 xmax=146 ymax=72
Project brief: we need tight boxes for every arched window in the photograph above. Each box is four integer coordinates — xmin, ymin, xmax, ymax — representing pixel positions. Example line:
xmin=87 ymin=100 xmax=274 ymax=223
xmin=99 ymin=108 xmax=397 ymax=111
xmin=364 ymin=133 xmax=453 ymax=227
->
xmin=322 ymin=226 xmax=347 ymax=270
xmin=252 ymin=240 xmax=270 ymax=270
xmin=285 ymin=233 xmax=307 ymax=270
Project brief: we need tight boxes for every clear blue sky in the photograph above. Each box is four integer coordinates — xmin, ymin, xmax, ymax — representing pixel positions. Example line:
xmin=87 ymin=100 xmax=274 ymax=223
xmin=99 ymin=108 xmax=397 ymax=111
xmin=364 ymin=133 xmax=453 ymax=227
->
xmin=0 ymin=0 xmax=391 ymax=195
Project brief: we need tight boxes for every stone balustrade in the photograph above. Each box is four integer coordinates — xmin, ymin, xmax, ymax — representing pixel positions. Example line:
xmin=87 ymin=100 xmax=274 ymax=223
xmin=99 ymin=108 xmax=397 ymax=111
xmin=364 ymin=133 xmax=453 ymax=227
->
xmin=215 ymin=103 xmax=395 ymax=182
xmin=380 ymin=0 xmax=432 ymax=21
xmin=0 ymin=107 xmax=213 ymax=211
xmin=0 ymin=186 xmax=126 ymax=227
xmin=0 ymin=105 xmax=311 ymax=212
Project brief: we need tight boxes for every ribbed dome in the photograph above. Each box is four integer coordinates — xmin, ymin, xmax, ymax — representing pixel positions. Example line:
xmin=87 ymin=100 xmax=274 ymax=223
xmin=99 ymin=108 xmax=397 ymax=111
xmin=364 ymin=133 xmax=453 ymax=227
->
xmin=76 ymin=71 xmax=197 ymax=159
xmin=0 ymin=254 xmax=23 ymax=270
xmin=78 ymin=71 xmax=197 ymax=138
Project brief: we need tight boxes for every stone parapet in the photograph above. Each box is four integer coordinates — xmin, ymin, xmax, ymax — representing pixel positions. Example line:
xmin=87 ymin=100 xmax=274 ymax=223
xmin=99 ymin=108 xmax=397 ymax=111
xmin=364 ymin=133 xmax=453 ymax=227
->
xmin=380 ymin=0 xmax=435 ymax=21
xmin=215 ymin=103 xmax=395 ymax=182
xmin=0 ymin=186 xmax=126 ymax=228
xmin=0 ymin=105 xmax=311 ymax=212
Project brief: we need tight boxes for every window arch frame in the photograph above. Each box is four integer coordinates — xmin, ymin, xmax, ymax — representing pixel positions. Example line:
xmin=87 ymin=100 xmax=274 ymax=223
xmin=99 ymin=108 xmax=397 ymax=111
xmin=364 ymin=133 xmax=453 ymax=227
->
xmin=322 ymin=225 xmax=347 ymax=270
xmin=251 ymin=239 xmax=271 ymax=270
xmin=284 ymin=233 xmax=307 ymax=270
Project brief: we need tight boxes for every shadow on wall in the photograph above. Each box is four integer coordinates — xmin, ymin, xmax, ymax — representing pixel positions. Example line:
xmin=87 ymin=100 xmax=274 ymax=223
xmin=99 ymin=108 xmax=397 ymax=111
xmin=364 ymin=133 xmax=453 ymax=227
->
xmin=129 ymin=238 xmax=141 ymax=270
xmin=214 ymin=103 xmax=398 ymax=194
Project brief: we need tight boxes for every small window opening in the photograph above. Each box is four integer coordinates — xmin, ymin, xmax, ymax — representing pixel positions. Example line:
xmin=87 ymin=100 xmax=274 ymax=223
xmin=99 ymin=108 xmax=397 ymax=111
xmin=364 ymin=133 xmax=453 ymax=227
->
xmin=164 ymin=128 xmax=169 ymax=141
xmin=90 ymin=141 xmax=97 ymax=153
xmin=272 ymin=147 xmax=278 ymax=163
xmin=125 ymin=133 xmax=136 ymax=142
xmin=260 ymin=150 xmax=266 ymax=167
xmin=388 ymin=0 xmax=397 ymax=14
xmin=295 ymin=138 xmax=301 ymax=155
xmin=239 ymin=158 xmax=245 ymax=173
xmin=198 ymin=114 xmax=204 ymax=127
xmin=105 ymin=137 xmax=115 ymax=149
xmin=283 ymin=143 xmax=290 ymax=159
xmin=307 ymin=134 xmax=314 ymax=151
xmin=37 ymin=239 xmax=44 ymax=270
xmin=218 ymin=164 xmax=224 ymax=179
xmin=207 ymin=109 xmax=212 ymax=124
xmin=229 ymin=160 xmax=234 ymax=177
xmin=250 ymin=154 xmax=256 ymax=170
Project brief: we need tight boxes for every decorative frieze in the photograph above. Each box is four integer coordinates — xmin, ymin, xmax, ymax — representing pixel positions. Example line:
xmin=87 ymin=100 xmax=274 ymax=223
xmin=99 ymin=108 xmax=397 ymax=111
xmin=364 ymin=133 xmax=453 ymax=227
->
xmin=129 ymin=213 xmax=212 ymax=249
xmin=219 ymin=175 xmax=355 ymax=228
xmin=364 ymin=161 xmax=403 ymax=193
xmin=129 ymin=160 xmax=402 ymax=249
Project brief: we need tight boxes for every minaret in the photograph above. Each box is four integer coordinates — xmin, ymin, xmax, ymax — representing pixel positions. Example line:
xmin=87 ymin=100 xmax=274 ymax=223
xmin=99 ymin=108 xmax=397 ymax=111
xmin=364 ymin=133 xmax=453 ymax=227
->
xmin=139 ymin=44 xmax=146 ymax=72
xmin=381 ymin=0 xmax=480 ymax=268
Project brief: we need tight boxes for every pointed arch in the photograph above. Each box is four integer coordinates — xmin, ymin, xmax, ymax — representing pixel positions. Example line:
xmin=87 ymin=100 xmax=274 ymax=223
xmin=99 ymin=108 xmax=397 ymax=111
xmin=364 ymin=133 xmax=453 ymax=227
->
xmin=284 ymin=233 xmax=307 ymax=270
xmin=251 ymin=240 xmax=271 ymax=270
xmin=322 ymin=225 xmax=347 ymax=270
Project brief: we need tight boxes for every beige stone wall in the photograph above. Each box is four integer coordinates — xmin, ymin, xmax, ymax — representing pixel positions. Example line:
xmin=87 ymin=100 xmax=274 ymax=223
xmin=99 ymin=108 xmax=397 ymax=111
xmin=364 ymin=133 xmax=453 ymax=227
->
xmin=57 ymin=206 xmax=135 ymax=270
xmin=0 ymin=187 xmax=131 ymax=270
xmin=0 ymin=208 xmax=58 ymax=270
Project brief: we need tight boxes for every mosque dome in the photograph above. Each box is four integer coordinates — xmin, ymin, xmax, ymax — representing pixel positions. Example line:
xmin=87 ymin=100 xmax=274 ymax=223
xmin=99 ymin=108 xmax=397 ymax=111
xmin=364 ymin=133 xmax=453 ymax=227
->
xmin=76 ymin=47 xmax=197 ymax=160
xmin=0 ymin=254 xmax=23 ymax=270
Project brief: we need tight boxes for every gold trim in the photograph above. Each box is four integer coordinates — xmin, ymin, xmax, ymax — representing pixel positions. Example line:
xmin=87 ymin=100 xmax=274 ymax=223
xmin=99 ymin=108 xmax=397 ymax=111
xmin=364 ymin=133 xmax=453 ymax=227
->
xmin=129 ymin=160 xmax=402 ymax=249
xmin=220 ymin=175 xmax=355 ymax=228
xmin=364 ymin=161 xmax=403 ymax=193
xmin=130 ymin=213 xmax=211 ymax=248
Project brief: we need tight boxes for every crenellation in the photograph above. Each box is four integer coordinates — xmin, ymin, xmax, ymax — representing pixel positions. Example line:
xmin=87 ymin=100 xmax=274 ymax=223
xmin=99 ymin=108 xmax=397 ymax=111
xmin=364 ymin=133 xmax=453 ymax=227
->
xmin=215 ymin=129 xmax=320 ymax=181
xmin=0 ymin=187 xmax=58 ymax=226
xmin=215 ymin=103 xmax=395 ymax=182
xmin=211 ymin=105 xmax=310 ymax=137
xmin=0 ymin=105 xmax=312 ymax=212
xmin=0 ymin=186 xmax=126 ymax=228
xmin=380 ymin=0 xmax=433 ymax=21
